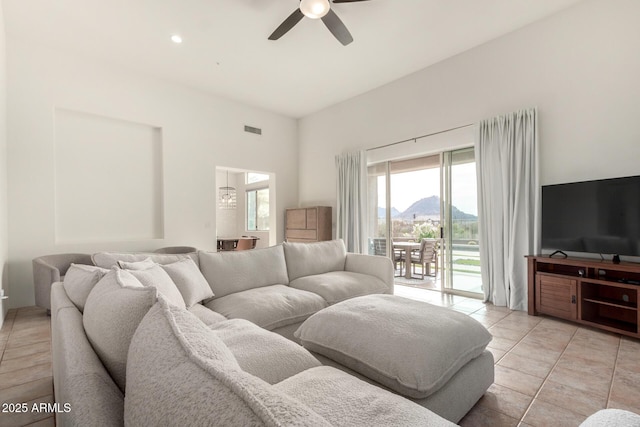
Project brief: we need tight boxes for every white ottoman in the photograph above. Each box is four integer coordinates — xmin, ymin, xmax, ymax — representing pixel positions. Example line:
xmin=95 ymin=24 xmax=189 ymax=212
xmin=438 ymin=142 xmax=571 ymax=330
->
xmin=295 ymin=294 xmax=494 ymax=422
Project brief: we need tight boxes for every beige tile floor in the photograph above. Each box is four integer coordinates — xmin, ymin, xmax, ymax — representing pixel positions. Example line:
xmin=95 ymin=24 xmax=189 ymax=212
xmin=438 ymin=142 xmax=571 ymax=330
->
xmin=2 ymin=292 xmax=640 ymax=427
xmin=395 ymin=285 xmax=640 ymax=426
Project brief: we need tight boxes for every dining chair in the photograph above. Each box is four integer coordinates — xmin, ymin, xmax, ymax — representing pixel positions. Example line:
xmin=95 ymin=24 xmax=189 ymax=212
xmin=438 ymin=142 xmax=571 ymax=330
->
xmin=235 ymin=238 xmax=254 ymax=251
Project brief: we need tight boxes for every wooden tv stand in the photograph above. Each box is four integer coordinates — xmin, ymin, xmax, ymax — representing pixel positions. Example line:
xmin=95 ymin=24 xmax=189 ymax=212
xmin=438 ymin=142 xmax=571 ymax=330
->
xmin=527 ymin=255 xmax=640 ymax=338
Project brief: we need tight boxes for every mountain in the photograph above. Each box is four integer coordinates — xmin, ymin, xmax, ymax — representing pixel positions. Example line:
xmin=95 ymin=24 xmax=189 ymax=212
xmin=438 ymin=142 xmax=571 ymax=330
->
xmin=399 ymin=196 xmax=477 ymax=220
xmin=377 ymin=206 xmax=401 ymax=219
xmin=378 ymin=196 xmax=477 ymax=220
xmin=401 ymin=196 xmax=440 ymax=219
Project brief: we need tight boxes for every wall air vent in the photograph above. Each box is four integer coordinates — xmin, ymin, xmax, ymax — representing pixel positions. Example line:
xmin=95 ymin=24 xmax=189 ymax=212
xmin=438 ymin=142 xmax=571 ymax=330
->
xmin=244 ymin=125 xmax=262 ymax=135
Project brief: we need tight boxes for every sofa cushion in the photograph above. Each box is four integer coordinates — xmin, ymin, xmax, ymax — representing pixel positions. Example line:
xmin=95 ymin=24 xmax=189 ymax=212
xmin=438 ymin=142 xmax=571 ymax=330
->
xmin=92 ymin=251 xmax=198 ymax=269
xmin=62 ymin=264 xmax=109 ymax=312
xmin=125 ymin=299 xmax=331 ymax=427
xmin=290 ymin=271 xmax=390 ymax=305
xmin=295 ymin=294 xmax=492 ymax=399
xmin=211 ymin=319 xmax=321 ymax=384
xmin=125 ymin=264 xmax=186 ymax=309
xmin=83 ymin=269 xmax=157 ymax=392
xmin=274 ymin=366 xmax=455 ymax=427
xmin=187 ymin=303 xmax=227 ymax=327
xmin=199 ymin=245 xmax=289 ymax=298
xmin=283 ymin=240 xmax=347 ymax=281
xmin=161 ymin=258 xmax=214 ymax=307
xmin=205 ymin=285 xmax=327 ymax=330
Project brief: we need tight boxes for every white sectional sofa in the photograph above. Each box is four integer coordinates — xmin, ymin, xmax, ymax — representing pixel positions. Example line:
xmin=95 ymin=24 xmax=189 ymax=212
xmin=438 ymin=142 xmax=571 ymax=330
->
xmin=49 ymin=239 xmax=492 ymax=426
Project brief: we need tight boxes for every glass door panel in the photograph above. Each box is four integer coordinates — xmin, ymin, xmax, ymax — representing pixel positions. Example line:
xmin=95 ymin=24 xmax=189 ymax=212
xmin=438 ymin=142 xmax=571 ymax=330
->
xmin=367 ymin=163 xmax=389 ymax=257
xmin=442 ymin=148 xmax=482 ymax=296
xmin=391 ymin=157 xmax=441 ymax=282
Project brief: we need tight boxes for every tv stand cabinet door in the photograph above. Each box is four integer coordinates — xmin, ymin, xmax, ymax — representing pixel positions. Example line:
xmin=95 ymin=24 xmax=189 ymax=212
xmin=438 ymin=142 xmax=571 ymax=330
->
xmin=535 ymin=274 xmax=577 ymax=320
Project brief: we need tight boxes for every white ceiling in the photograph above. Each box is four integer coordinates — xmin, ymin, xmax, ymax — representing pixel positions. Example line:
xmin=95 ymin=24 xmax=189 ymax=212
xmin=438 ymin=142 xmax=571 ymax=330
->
xmin=3 ymin=0 xmax=585 ymax=118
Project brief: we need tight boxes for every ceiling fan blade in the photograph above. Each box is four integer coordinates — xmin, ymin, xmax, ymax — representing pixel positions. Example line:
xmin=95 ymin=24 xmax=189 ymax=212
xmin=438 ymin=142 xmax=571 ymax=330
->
xmin=268 ymin=8 xmax=305 ymax=40
xmin=332 ymin=0 xmax=371 ymax=3
xmin=321 ymin=9 xmax=353 ymax=46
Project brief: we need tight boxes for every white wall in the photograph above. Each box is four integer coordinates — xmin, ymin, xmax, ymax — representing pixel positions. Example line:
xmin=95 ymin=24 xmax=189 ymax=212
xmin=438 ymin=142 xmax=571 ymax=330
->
xmin=0 ymin=4 xmax=8 ymax=327
xmin=6 ymin=39 xmax=299 ymax=308
xmin=298 ymin=0 xmax=640 ymax=218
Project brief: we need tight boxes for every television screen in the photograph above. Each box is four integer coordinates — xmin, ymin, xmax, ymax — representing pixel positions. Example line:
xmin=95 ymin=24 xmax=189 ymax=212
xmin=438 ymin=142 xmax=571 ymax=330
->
xmin=541 ymin=175 xmax=640 ymax=257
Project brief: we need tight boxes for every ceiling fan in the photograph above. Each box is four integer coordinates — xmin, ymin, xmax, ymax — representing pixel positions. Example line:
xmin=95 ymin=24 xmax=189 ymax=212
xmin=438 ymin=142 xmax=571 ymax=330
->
xmin=269 ymin=0 xmax=370 ymax=46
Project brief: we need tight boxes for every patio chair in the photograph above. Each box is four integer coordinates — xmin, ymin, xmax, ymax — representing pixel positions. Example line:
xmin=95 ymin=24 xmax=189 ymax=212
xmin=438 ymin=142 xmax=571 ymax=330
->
xmin=373 ymin=238 xmax=404 ymax=276
xmin=410 ymin=238 xmax=439 ymax=279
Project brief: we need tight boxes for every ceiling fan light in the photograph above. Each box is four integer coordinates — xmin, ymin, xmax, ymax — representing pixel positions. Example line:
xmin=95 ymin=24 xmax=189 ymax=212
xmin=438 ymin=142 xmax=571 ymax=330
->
xmin=300 ymin=0 xmax=330 ymax=19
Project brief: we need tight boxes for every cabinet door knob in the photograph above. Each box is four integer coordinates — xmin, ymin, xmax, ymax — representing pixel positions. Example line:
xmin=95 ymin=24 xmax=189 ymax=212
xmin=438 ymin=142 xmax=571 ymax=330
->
xmin=571 ymin=295 xmax=576 ymax=304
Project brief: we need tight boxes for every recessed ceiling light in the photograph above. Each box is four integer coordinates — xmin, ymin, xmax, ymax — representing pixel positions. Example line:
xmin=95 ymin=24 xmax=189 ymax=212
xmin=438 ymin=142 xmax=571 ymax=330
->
xmin=171 ymin=35 xmax=183 ymax=44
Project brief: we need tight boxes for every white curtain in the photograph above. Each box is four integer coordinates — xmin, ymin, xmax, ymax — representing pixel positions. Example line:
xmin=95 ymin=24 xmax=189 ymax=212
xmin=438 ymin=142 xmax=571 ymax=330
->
xmin=335 ymin=151 xmax=368 ymax=253
xmin=475 ymin=108 xmax=540 ymax=310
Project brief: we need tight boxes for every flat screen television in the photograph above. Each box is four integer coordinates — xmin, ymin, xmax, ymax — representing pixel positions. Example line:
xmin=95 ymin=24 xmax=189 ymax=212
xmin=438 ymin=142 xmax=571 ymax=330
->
xmin=541 ymin=175 xmax=640 ymax=257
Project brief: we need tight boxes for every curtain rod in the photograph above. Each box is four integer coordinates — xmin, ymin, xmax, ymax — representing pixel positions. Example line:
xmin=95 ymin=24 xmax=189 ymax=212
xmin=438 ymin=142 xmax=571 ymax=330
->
xmin=365 ymin=123 xmax=474 ymax=152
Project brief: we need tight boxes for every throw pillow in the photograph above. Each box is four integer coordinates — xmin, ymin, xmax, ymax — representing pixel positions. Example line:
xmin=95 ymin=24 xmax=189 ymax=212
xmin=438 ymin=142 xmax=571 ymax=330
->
xmin=92 ymin=252 xmax=198 ymax=269
xmin=160 ymin=258 xmax=214 ymax=308
xmin=117 ymin=257 xmax=155 ymax=270
xmin=125 ymin=298 xmax=331 ymax=427
xmin=126 ymin=264 xmax=186 ymax=309
xmin=62 ymin=264 xmax=110 ymax=312
xmin=83 ymin=269 xmax=157 ymax=392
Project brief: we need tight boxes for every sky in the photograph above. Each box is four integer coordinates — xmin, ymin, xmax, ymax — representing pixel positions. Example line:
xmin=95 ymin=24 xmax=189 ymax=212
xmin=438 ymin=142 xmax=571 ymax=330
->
xmin=378 ymin=162 xmax=478 ymax=215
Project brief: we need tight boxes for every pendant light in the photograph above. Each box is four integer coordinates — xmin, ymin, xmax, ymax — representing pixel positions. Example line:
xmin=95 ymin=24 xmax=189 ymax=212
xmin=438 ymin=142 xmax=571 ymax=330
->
xmin=218 ymin=170 xmax=236 ymax=210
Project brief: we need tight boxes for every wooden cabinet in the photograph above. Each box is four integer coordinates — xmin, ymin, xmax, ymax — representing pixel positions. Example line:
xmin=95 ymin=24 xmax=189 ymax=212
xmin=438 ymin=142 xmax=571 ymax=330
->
xmin=535 ymin=274 xmax=577 ymax=320
xmin=285 ymin=207 xmax=332 ymax=243
xmin=527 ymin=256 xmax=640 ymax=338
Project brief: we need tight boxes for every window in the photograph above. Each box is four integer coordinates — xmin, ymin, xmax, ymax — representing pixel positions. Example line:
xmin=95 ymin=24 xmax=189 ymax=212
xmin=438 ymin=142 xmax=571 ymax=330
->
xmin=247 ymin=187 xmax=269 ymax=231
xmin=247 ymin=173 xmax=269 ymax=184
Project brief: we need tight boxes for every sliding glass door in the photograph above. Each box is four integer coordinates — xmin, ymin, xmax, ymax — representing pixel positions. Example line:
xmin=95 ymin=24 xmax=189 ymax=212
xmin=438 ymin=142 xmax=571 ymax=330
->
xmin=368 ymin=147 xmax=482 ymax=297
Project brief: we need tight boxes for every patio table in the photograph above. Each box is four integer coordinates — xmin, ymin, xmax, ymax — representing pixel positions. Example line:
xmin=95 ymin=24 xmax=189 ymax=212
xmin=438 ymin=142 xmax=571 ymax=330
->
xmin=392 ymin=241 xmax=421 ymax=279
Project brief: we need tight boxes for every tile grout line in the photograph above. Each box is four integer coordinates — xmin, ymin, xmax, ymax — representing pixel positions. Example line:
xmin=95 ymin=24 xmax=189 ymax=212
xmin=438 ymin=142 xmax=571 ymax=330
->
xmin=605 ymin=337 xmax=623 ymax=409
xmin=517 ymin=324 xmax=585 ymax=425
xmin=482 ymin=316 xmax=577 ymax=425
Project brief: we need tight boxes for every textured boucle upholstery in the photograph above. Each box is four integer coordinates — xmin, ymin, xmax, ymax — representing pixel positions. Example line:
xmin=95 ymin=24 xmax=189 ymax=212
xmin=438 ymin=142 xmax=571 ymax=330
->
xmin=126 ymin=264 xmax=186 ymax=309
xmin=290 ymin=271 xmax=390 ymax=305
xmin=51 ymin=283 xmax=123 ymax=427
xmin=160 ymin=258 xmax=214 ymax=307
xmin=199 ymin=245 xmax=289 ymax=298
xmin=283 ymin=240 xmax=347 ymax=281
xmin=83 ymin=269 xmax=157 ymax=392
xmin=188 ymin=303 xmax=227 ymax=326
xmin=274 ymin=366 xmax=455 ymax=427
xmin=125 ymin=299 xmax=332 ymax=427
xmin=211 ymin=318 xmax=321 ymax=384
xmin=62 ymin=264 xmax=109 ymax=312
xmin=33 ymin=253 xmax=93 ymax=311
xmin=344 ymin=253 xmax=394 ymax=294
xmin=205 ymin=284 xmax=327 ymax=330
xmin=580 ymin=409 xmax=640 ymax=426
xmin=92 ymin=251 xmax=198 ymax=269
xmin=295 ymin=294 xmax=492 ymax=399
